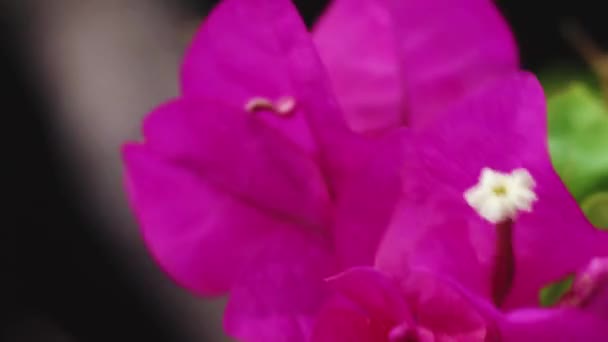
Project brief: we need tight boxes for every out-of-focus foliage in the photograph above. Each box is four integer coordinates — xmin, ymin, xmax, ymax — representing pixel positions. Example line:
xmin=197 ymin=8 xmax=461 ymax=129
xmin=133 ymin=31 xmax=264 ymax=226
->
xmin=540 ymin=66 xmax=599 ymax=97
xmin=582 ymin=192 xmax=608 ymax=228
xmin=542 ymin=72 xmax=608 ymax=229
xmin=535 ymin=69 xmax=608 ymax=306
xmin=539 ymin=275 xmax=574 ymax=307
xmin=547 ymin=83 xmax=608 ymax=200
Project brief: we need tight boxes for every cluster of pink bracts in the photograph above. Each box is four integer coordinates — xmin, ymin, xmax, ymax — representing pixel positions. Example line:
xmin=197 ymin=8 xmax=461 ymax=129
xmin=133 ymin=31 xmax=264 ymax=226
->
xmin=122 ymin=0 xmax=608 ymax=341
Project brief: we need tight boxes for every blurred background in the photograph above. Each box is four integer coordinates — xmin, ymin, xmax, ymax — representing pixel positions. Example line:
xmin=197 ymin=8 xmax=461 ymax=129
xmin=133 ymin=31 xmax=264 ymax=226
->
xmin=2 ymin=0 xmax=607 ymax=341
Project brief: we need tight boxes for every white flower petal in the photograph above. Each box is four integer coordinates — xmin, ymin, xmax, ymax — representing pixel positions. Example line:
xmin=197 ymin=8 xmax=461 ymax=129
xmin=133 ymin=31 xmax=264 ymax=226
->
xmin=464 ymin=168 xmax=537 ymax=223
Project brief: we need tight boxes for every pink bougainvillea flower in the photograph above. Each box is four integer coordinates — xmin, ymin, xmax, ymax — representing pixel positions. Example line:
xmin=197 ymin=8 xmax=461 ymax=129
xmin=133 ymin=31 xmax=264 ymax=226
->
xmin=313 ymin=73 xmax=608 ymax=341
xmin=316 ymin=0 xmax=518 ymax=268
xmin=122 ymin=0 xmax=521 ymax=340
xmin=123 ymin=0 xmax=397 ymax=340
xmin=313 ymin=0 xmax=518 ymax=132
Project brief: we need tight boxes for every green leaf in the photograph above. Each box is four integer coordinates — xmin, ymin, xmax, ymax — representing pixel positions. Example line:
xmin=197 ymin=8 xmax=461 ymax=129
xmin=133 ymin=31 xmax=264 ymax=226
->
xmin=539 ymin=275 xmax=574 ymax=307
xmin=539 ymin=65 xmax=600 ymax=97
xmin=547 ymin=83 xmax=608 ymax=202
xmin=581 ymin=192 xmax=608 ymax=229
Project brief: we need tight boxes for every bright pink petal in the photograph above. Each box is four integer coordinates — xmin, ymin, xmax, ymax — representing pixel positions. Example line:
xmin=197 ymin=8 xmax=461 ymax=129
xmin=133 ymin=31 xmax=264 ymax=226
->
xmin=378 ymin=72 xmax=608 ymax=308
xmin=402 ymin=272 xmax=494 ymax=340
xmin=501 ymin=308 xmax=608 ymax=341
xmin=140 ymin=97 xmax=331 ymax=231
xmin=427 ymin=273 xmax=608 ymax=341
xmin=181 ymin=0 xmax=353 ymax=184
xmin=312 ymin=295 xmax=394 ymax=342
xmin=333 ymin=130 xmax=410 ymax=266
xmin=124 ymin=0 xmax=378 ymax=301
xmin=223 ymin=230 xmax=336 ymax=342
xmin=314 ymin=0 xmax=518 ymax=132
xmin=565 ymin=257 xmax=608 ymax=319
xmin=391 ymin=0 xmax=519 ymax=128
xmin=313 ymin=0 xmax=403 ymax=133
xmin=123 ymin=115 xmax=331 ymax=296
xmin=587 ymin=284 xmax=608 ymax=318
xmin=322 ymin=268 xmax=497 ymax=341
xmin=376 ymin=198 xmax=492 ymax=299
xmin=123 ymin=144 xmax=293 ymax=295
xmin=327 ymin=267 xmax=410 ymax=323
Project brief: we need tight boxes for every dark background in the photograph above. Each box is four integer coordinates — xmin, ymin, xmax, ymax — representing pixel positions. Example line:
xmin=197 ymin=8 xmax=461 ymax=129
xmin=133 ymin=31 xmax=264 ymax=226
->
xmin=2 ymin=0 xmax=606 ymax=341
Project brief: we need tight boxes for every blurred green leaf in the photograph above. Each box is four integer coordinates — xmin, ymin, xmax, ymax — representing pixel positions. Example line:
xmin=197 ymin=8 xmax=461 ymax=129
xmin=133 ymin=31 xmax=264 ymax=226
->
xmin=539 ymin=65 xmax=599 ymax=97
xmin=537 ymin=75 xmax=608 ymax=307
xmin=547 ymin=82 xmax=608 ymax=202
xmin=581 ymin=192 xmax=608 ymax=229
xmin=539 ymin=275 xmax=574 ymax=307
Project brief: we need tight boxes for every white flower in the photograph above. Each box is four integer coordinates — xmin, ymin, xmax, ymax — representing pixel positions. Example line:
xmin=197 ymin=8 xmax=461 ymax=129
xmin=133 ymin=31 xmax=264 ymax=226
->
xmin=464 ymin=168 xmax=537 ymax=223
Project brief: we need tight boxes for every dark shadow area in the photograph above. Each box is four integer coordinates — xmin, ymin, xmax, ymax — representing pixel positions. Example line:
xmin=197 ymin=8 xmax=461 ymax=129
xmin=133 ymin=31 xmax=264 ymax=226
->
xmin=1 ymin=6 xmax=189 ymax=342
xmin=497 ymin=0 xmax=608 ymax=70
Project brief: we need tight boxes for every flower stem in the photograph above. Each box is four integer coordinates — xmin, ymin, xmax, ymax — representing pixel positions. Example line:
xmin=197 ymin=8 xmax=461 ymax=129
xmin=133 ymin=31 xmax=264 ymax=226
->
xmin=492 ymin=219 xmax=515 ymax=308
